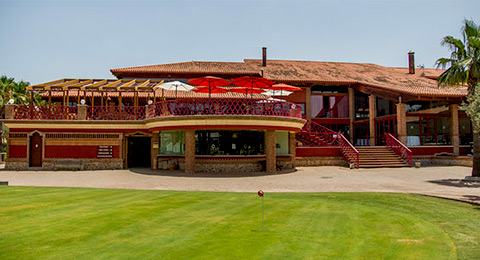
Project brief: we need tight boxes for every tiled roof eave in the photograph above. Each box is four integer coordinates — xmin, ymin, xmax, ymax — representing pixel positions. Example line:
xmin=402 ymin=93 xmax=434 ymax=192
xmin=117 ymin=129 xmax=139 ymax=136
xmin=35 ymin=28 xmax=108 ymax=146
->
xmin=358 ymin=81 xmax=467 ymax=98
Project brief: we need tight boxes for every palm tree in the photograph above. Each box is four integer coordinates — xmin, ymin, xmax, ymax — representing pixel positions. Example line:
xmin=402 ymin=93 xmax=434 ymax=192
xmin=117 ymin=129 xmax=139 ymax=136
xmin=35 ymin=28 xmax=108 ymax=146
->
xmin=436 ymin=19 xmax=480 ymax=177
xmin=0 ymin=76 xmax=31 ymax=152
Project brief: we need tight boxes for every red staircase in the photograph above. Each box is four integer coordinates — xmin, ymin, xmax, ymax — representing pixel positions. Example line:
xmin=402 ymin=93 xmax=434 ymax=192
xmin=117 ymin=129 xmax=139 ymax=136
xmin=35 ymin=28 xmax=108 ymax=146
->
xmin=297 ymin=120 xmax=412 ymax=168
xmin=297 ymin=120 xmax=359 ymax=167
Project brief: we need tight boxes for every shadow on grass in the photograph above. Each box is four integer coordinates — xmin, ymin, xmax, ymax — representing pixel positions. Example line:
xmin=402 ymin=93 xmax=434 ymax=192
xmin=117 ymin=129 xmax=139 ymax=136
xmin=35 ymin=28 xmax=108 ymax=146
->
xmin=128 ymin=167 xmax=296 ymax=178
xmin=462 ymin=195 xmax=480 ymax=205
xmin=427 ymin=179 xmax=480 ymax=188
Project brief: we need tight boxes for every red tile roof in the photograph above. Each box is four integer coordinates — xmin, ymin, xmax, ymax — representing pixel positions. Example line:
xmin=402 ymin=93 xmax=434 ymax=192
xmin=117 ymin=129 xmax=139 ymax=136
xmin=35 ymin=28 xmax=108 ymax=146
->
xmin=111 ymin=61 xmax=260 ymax=78
xmin=111 ymin=59 xmax=465 ymax=98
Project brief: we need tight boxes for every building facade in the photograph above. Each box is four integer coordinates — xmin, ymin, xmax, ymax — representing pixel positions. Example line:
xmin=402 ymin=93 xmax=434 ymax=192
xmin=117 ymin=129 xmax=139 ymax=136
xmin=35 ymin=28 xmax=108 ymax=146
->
xmin=3 ymin=50 xmax=473 ymax=172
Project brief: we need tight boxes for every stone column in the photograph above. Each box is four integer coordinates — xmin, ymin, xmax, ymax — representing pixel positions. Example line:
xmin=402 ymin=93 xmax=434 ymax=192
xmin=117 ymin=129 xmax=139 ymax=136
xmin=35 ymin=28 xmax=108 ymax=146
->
xmin=265 ymin=130 xmax=276 ymax=173
xmin=348 ymin=87 xmax=355 ymax=142
xmin=396 ymin=103 xmax=407 ymax=144
xmin=77 ymin=105 xmax=87 ymax=120
xmin=145 ymin=104 xmax=154 ymax=118
xmin=289 ymin=131 xmax=296 ymax=167
xmin=184 ymin=129 xmax=196 ymax=174
xmin=368 ymin=95 xmax=376 ymax=146
xmin=4 ymin=104 xmax=15 ymax=119
xmin=151 ymin=131 xmax=159 ymax=169
xmin=450 ymin=104 xmax=460 ymax=156
xmin=305 ymin=86 xmax=312 ymax=120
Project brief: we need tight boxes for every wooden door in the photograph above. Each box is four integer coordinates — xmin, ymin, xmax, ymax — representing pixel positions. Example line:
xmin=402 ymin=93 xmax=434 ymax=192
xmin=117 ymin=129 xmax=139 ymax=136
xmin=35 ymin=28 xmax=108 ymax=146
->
xmin=127 ymin=137 xmax=151 ymax=168
xmin=29 ymin=133 xmax=42 ymax=167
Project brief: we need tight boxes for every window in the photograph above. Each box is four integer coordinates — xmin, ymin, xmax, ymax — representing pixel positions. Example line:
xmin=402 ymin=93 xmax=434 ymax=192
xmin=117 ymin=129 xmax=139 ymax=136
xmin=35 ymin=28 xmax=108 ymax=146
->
xmin=459 ymin=117 xmax=473 ymax=145
xmin=275 ymin=131 xmax=289 ymax=155
xmin=406 ymin=116 xmax=451 ymax=146
xmin=195 ymin=130 xmax=265 ymax=155
xmin=159 ymin=130 xmax=185 ymax=155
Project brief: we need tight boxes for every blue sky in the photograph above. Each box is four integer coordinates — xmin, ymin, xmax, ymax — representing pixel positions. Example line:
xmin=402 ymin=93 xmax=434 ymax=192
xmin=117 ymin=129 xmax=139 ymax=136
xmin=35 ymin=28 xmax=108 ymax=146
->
xmin=1 ymin=0 xmax=479 ymax=85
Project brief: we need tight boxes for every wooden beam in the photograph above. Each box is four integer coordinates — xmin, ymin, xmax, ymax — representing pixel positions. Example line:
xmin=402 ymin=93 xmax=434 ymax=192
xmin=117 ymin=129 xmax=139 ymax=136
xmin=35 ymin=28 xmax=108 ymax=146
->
xmin=53 ymin=79 xmax=79 ymax=87
xmin=80 ymin=79 xmax=108 ymax=90
xmin=99 ymin=80 xmax=122 ymax=90
xmin=116 ymin=80 xmax=136 ymax=90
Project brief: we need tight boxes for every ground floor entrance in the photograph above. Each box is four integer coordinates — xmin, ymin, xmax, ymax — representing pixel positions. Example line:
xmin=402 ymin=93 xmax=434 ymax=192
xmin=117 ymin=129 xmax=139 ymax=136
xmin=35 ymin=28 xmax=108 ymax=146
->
xmin=127 ymin=137 xmax=151 ymax=167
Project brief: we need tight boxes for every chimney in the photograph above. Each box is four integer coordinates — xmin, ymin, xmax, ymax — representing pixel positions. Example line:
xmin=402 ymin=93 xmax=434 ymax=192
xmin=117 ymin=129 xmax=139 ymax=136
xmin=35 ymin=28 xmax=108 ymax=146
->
xmin=262 ymin=47 xmax=267 ymax=67
xmin=408 ymin=51 xmax=415 ymax=74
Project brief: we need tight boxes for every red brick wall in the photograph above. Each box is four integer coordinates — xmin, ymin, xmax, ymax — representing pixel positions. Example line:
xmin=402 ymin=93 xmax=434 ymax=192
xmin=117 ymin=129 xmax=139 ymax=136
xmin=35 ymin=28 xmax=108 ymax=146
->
xmin=9 ymin=145 xmax=27 ymax=158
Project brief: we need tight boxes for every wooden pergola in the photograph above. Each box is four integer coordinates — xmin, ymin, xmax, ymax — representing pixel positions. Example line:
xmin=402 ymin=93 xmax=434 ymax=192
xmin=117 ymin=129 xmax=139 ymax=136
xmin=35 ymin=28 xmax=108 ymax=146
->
xmin=26 ymin=79 xmax=165 ymax=107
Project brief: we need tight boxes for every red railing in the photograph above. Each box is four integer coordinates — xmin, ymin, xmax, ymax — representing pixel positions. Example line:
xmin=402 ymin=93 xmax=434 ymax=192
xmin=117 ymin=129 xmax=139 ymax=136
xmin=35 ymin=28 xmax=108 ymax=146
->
xmin=13 ymin=105 xmax=78 ymax=120
xmin=87 ymin=106 xmax=145 ymax=120
xmin=386 ymin=133 xmax=412 ymax=167
xmin=338 ymin=133 xmax=359 ymax=168
xmin=296 ymin=119 xmax=359 ymax=168
xmin=148 ymin=98 xmax=303 ymax=119
xmin=296 ymin=120 xmax=339 ymax=147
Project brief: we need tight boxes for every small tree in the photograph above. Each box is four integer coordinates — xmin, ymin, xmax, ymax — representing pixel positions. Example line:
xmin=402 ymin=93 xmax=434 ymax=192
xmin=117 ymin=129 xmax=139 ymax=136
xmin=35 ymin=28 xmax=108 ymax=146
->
xmin=0 ymin=76 xmax=31 ymax=152
xmin=436 ymin=19 xmax=480 ymax=177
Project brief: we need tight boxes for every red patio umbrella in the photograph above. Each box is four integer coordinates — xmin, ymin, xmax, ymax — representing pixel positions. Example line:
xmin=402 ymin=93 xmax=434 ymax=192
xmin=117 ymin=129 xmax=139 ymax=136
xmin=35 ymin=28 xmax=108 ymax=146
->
xmin=188 ymin=76 xmax=230 ymax=98
xmin=265 ymin=83 xmax=302 ymax=96
xmin=229 ymin=87 xmax=265 ymax=98
xmin=192 ymin=86 xmax=228 ymax=95
xmin=231 ymin=76 xmax=274 ymax=98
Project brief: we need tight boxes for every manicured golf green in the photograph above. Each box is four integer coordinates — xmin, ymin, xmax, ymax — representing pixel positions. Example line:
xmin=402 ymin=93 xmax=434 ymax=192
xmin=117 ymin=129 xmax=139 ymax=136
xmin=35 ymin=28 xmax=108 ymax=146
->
xmin=0 ymin=187 xmax=479 ymax=259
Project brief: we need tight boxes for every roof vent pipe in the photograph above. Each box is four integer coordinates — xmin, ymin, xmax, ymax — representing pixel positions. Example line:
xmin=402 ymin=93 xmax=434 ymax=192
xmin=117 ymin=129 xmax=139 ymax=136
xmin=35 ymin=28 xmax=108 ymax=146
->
xmin=262 ymin=47 xmax=267 ymax=67
xmin=408 ymin=51 xmax=415 ymax=74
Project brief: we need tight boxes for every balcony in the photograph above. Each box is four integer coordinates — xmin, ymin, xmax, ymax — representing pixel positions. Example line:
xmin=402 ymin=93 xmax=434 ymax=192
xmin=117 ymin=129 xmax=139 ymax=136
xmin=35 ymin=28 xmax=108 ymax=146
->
xmin=9 ymin=98 xmax=303 ymax=121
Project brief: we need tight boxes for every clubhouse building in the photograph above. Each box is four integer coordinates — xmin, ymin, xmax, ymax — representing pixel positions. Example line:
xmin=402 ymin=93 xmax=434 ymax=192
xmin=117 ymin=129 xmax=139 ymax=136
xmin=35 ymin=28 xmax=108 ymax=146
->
xmin=3 ymin=49 xmax=472 ymax=172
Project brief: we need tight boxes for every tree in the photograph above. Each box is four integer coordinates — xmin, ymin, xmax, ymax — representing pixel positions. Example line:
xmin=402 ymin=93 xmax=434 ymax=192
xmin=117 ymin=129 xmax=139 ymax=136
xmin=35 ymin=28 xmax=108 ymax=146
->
xmin=436 ymin=19 xmax=480 ymax=177
xmin=0 ymin=76 xmax=31 ymax=152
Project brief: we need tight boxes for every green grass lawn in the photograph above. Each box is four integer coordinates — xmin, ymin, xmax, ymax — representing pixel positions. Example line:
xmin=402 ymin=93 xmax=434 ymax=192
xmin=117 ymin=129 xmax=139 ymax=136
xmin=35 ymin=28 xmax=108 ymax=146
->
xmin=0 ymin=187 xmax=479 ymax=260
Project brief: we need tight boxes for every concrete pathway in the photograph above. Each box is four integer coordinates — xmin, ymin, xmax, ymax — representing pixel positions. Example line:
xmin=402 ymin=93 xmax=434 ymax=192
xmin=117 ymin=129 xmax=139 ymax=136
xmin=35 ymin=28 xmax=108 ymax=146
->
xmin=0 ymin=166 xmax=479 ymax=204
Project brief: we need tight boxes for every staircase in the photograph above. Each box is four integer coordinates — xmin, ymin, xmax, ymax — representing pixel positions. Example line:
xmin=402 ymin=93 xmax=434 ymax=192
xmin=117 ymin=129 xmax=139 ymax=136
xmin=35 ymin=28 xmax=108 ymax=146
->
xmin=296 ymin=120 xmax=411 ymax=168
xmin=356 ymin=146 xmax=410 ymax=168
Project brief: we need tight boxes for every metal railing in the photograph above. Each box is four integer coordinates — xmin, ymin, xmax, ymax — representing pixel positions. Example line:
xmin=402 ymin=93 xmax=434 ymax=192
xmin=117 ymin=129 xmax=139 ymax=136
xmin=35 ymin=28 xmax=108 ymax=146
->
xmin=87 ymin=106 xmax=146 ymax=120
xmin=13 ymin=105 xmax=78 ymax=120
xmin=338 ymin=133 xmax=359 ymax=168
xmin=386 ymin=133 xmax=412 ymax=167
xmin=296 ymin=119 xmax=359 ymax=168
xmin=296 ymin=120 xmax=339 ymax=147
xmin=148 ymin=98 xmax=303 ymax=118
xmin=12 ymin=98 xmax=302 ymax=121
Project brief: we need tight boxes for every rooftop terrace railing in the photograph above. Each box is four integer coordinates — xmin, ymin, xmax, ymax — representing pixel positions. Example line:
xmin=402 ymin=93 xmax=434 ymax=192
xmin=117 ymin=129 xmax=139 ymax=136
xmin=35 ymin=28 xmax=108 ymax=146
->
xmin=10 ymin=98 xmax=303 ymax=121
xmin=87 ymin=106 xmax=146 ymax=120
xmin=13 ymin=105 xmax=78 ymax=120
xmin=148 ymin=98 xmax=303 ymax=119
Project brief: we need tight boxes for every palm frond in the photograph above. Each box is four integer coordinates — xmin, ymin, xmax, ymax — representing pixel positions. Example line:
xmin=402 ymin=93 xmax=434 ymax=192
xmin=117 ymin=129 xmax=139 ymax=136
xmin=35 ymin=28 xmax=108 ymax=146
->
xmin=464 ymin=19 xmax=480 ymax=39
xmin=435 ymin=57 xmax=454 ymax=69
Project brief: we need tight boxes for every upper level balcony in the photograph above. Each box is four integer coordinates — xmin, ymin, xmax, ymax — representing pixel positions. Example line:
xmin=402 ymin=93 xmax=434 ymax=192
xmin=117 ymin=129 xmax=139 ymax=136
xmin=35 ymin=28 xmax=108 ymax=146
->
xmin=8 ymin=98 xmax=303 ymax=121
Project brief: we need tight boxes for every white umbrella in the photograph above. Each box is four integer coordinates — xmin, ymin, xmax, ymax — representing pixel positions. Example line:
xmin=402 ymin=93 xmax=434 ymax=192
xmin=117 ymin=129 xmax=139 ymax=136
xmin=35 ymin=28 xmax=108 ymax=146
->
xmin=261 ymin=89 xmax=293 ymax=96
xmin=159 ymin=81 xmax=195 ymax=98
xmin=257 ymin=97 xmax=286 ymax=103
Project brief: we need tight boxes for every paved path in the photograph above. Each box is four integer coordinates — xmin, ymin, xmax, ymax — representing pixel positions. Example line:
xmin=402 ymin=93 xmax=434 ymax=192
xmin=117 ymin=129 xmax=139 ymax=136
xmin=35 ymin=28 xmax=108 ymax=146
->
xmin=1 ymin=166 xmax=479 ymax=204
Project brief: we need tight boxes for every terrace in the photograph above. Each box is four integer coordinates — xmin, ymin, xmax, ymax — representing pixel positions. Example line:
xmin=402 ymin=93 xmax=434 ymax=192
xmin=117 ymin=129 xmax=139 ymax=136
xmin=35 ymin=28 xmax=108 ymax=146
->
xmin=9 ymin=97 xmax=303 ymax=121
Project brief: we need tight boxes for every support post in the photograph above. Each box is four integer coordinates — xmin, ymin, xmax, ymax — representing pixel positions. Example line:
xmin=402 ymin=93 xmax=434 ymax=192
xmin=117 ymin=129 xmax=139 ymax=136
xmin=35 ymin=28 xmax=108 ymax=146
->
xmin=305 ymin=86 xmax=312 ymax=120
xmin=184 ymin=129 xmax=196 ymax=174
xmin=368 ymin=95 xmax=376 ymax=146
xmin=396 ymin=103 xmax=407 ymax=144
xmin=348 ymin=87 xmax=355 ymax=142
xmin=289 ymin=131 xmax=296 ymax=168
xmin=265 ymin=130 xmax=276 ymax=173
xmin=450 ymin=104 xmax=459 ymax=156
xmin=77 ymin=105 xmax=87 ymax=120
xmin=151 ymin=131 xmax=159 ymax=169
xmin=5 ymin=104 xmax=16 ymax=119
